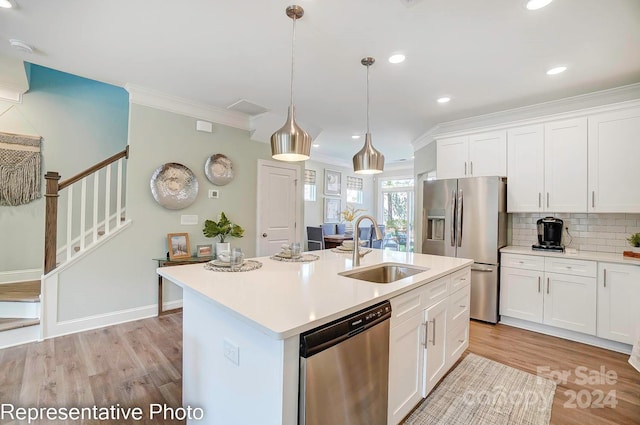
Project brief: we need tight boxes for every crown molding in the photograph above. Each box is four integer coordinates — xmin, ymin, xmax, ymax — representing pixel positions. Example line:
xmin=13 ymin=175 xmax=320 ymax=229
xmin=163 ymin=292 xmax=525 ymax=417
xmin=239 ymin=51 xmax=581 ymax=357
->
xmin=412 ymin=82 xmax=640 ymax=144
xmin=125 ymin=84 xmax=250 ymax=131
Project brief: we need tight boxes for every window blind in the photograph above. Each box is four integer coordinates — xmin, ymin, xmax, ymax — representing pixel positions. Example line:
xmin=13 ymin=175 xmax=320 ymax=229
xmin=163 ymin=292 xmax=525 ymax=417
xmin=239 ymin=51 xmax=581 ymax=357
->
xmin=346 ymin=176 xmax=363 ymax=190
xmin=304 ymin=169 xmax=316 ymax=184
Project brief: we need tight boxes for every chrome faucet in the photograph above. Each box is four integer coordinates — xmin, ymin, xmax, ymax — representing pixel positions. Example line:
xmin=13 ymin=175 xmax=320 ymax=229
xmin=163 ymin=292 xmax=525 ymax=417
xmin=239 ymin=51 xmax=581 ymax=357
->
xmin=352 ymin=215 xmax=383 ymax=266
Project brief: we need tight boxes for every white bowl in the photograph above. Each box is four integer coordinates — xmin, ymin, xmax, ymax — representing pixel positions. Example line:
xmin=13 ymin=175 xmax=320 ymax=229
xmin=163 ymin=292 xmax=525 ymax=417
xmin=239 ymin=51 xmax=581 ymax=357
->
xmin=217 ymin=251 xmax=230 ymax=262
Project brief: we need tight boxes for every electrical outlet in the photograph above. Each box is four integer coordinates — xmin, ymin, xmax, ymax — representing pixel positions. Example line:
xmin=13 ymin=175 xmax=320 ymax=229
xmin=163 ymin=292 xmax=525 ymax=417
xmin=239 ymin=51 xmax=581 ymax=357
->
xmin=223 ymin=338 xmax=239 ymax=366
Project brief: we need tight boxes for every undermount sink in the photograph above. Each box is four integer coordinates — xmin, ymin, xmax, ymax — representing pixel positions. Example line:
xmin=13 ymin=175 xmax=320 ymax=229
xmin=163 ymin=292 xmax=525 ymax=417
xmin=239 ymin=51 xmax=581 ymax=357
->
xmin=339 ymin=263 xmax=428 ymax=284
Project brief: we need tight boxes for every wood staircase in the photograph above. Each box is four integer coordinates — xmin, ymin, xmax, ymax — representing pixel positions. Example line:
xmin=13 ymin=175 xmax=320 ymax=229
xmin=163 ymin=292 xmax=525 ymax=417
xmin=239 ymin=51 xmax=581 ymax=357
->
xmin=0 ymin=280 xmax=41 ymax=348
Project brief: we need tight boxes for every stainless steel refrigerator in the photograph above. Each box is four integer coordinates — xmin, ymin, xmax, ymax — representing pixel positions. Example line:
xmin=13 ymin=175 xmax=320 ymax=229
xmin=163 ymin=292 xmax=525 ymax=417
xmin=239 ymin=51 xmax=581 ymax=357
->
xmin=422 ymin=176 xmax=507 ymax=323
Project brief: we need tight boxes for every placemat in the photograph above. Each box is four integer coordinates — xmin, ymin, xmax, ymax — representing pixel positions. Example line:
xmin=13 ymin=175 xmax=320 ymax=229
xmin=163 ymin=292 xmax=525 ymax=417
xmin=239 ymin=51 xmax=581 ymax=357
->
xmin=270 ymin=253 xmax=319 ymax=263
xmin=204 ymin=259 xmax=262 ymax=272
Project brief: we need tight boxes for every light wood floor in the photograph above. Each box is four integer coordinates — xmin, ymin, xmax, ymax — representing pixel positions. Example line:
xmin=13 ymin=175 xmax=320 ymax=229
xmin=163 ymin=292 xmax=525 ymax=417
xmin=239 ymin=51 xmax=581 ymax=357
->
xmin=469 ymin=320 xmax=640 ymax=425
xmin=0 ymin=314 xmax=637 ymax=424
xmin=0 ymin=313 xmax=183 ymax=425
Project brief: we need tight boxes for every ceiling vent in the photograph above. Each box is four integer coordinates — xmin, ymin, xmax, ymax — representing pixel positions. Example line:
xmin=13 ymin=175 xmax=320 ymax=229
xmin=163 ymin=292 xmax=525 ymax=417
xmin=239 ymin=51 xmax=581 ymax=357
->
xmin=227 ymin=99 xmax=269 ymax=116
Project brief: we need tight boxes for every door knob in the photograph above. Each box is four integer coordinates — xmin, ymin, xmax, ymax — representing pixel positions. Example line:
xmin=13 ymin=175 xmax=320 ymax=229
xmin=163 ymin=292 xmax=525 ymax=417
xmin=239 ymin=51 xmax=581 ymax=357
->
xmin=262 ymin=233 xmax=268 ymax=238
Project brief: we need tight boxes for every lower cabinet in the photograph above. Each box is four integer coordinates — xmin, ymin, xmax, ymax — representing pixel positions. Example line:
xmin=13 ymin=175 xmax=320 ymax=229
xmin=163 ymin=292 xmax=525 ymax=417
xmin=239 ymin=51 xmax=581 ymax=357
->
xmin=388 ymin=267 xmax=471 ymax=425
xmin=422 ymin=298 xmax=448 ymax=395
xmin=500 ymin=254 xmax=597 ymax=335
xmin=597 ymin=262 xmax=640 ymax=344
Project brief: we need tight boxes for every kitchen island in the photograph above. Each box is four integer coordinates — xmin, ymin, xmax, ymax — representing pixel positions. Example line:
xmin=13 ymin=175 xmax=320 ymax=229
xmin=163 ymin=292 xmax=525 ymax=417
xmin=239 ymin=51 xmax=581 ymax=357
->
xmin=158 ymin=249 xmax=472 ymax=425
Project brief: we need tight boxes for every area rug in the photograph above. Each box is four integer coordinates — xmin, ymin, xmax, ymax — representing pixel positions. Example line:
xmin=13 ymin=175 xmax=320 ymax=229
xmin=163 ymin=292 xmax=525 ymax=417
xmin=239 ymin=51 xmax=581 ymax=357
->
xmin=404 ymin=353 xmax=556 ymax=425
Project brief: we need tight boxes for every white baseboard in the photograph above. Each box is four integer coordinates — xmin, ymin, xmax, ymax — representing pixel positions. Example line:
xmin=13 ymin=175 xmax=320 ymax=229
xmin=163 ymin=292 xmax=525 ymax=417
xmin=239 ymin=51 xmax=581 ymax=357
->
xmin=43 ymin=298 xmax=184 ymax=340
xmin=0 ymin=323 xmax=40 ymax=349
xmin=500 ymin=316 xmax=632 ymax=355
xmin=0 ymin=269 xmax=42 ymax=284
xmin=0 ymin=301 xmax=40 ymax=319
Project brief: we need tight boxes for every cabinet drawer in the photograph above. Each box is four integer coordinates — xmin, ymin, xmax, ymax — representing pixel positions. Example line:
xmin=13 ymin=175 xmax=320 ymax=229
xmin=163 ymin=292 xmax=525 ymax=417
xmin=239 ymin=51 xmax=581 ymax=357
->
xmin=448 ymin=286 xmax=470 ymax=330
xmin=501 ymin=253 xmax=544 ymax=271
xmin=390 ymin=285 xmax=425 ymax=326
xmin=545 ymin=257 xmax=596 ymax=277
xmin=449 ymin=267 xmax=471 ymax=293
xmin=446 ymin=323 xmax=469 ymax=368
xmin=423 ymin=276 xmax=450 ymax=308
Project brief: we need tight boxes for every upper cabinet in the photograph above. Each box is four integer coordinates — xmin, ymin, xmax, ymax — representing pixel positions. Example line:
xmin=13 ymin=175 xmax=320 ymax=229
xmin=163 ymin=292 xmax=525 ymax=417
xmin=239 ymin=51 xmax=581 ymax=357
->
xmin=507 ymin=118 xmax=587 ymax=213
xmin=588 ymin=107 xmax=640 ymax=212
xmin=436 ymin=131 xmax=506 ymax=179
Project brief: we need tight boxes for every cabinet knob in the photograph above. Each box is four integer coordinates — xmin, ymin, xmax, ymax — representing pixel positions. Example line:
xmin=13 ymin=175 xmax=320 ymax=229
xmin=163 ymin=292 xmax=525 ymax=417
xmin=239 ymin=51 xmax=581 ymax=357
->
xmin=262 ymin=233 xmax=268 ymax=238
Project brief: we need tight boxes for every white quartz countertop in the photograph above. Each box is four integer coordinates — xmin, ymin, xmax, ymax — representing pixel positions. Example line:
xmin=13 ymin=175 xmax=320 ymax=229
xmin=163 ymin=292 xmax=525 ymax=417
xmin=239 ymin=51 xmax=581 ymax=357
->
xmin=501 ymin=246 xmax=640 ymax=266
xmin=158 ymin=249 xmax=472 ymax=340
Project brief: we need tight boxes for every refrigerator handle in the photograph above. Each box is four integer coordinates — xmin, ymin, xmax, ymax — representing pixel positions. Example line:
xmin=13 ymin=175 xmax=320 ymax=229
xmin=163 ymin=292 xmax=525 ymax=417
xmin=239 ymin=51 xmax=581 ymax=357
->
xmin=457 ymin=189 xmax=463 ymax=247
xmin=450 ymin=189 xmax=456 ymax=247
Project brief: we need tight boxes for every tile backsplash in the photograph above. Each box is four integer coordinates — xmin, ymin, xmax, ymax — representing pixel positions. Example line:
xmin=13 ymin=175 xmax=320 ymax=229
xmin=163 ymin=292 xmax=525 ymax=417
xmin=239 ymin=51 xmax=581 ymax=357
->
xmin=510 ymin=213 xmax=640 ymax=254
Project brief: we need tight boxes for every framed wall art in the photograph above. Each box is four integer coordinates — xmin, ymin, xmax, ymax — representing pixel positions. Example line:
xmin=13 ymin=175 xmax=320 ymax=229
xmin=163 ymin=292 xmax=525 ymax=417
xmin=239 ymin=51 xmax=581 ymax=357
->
xmin=167 ymin=233 xmax=191 ymax=260
xmin=324 ymin=169 xmax=342 ymax=196
xmin=324 ymin=198 xmax=342 ymax=223
xmin=196 ymin=244 xmax=213 ymax=257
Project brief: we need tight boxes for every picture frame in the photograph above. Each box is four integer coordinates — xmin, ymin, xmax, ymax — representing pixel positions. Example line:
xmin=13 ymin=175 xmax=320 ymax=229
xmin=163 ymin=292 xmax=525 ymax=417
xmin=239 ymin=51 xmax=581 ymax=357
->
xmin=167 ymin=233 xmax=191 ymax=260
xmin=196 ymin=244 xmax=213 ymax=258
xmin=324 ymin=169 xmax=342 ymax=196
xmin=324 ymin=197 xmax=342 ymax=223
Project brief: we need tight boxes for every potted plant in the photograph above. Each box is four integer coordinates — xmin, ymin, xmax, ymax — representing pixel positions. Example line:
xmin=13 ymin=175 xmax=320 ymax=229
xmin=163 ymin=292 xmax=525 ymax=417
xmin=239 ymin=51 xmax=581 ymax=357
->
xmin=203 ymin=212 xmax=244 ymax=257
xmin=340 ymin=205 xmax=366 ymax=235
xmin=627 ymin=232 xmax=640 ymax=253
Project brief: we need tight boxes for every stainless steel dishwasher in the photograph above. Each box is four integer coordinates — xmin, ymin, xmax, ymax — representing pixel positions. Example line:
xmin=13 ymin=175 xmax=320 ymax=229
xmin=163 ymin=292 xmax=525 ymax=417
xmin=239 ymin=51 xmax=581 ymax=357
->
xmin=299 ymin=301 xmax=391 ymax=425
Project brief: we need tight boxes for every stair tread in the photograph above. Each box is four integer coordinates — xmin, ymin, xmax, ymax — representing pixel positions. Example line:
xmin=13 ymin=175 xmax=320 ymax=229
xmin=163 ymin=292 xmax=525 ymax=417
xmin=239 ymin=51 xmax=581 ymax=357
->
xmin=0 ymin=280 xmax=41 ymax=302
xmin=0 ymin=318 xmax=40 ymax=332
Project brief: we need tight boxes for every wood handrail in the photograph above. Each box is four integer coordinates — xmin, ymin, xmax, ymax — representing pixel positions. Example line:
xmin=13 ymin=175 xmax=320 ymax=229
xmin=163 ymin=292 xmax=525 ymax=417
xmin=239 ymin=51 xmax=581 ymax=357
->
xmin=44 ymin=145 xmax=129 ymax=274
xmin=59 ymin=146 xmax=129 ymax=191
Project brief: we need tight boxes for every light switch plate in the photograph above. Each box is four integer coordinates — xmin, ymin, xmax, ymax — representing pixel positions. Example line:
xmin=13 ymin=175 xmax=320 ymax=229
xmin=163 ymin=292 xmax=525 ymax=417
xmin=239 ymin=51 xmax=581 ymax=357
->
xmin=196 ymin=120 xmax=213 ymax=133
xmin=208 ymin=189 xmax=219 ymax=199
xmin=180 ymin=215 xmax=198 ymax=225
xmin=224 ymin=338 xmax=239 ymax=366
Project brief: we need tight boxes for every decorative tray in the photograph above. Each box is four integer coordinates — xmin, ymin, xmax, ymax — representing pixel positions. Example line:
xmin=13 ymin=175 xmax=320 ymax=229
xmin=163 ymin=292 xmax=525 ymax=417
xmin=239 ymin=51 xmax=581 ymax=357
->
xmin=270 ymin=253 xmax=319 ymax=263
xmin=623 ymin=251 xmax=640 ymax=259
xmin=204 ymin=259 xmax=262 ymax=272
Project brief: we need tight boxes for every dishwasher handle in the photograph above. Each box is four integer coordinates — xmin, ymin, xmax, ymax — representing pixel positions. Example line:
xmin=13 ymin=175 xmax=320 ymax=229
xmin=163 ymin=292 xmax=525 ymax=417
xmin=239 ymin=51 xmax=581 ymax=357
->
xmin=300 ymin=301 xmax=391 ymax=358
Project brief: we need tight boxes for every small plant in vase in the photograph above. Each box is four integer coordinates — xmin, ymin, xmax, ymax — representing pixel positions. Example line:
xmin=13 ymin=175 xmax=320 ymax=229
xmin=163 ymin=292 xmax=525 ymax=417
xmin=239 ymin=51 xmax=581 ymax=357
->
xmin=203 ymin=212 xmax=244 ymax=258
xmin=627 ymin=232 xmax=640 ymax=253
xmin=340 ymin=205 xmax=366 ymax=235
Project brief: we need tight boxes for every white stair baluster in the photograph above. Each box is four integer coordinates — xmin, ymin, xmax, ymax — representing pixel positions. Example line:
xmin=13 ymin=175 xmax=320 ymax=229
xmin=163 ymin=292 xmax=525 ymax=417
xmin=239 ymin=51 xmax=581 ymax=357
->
xmin=116 ymin=158 xmax=123 ymax=228
xmin=104 ymin=164 xmax=111 ymax=234
xmin=66 ymin=185 xmax=73 ymax=261
xmin=93 ymin=170 xmax=99 ymax=243
xmin=80 ymin=178 xmax=87 ymax=251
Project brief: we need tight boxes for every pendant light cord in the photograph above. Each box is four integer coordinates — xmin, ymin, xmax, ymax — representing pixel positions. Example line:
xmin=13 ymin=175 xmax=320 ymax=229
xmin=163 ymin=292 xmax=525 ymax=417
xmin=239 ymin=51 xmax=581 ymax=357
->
xmin=366 ymin=63 xmax=370 ymax=134
xmin=290 ymin=16 xmax=297 ymax=108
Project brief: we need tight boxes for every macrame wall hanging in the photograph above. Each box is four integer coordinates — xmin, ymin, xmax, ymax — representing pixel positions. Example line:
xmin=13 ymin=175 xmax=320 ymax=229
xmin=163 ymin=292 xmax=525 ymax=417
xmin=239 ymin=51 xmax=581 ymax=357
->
xmin=0 ymin=131 xmax=43 ymax=206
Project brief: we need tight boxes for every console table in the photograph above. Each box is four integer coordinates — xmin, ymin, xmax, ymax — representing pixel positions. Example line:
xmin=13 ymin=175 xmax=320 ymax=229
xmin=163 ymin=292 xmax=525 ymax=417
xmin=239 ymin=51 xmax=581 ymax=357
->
xmin=153 ymin=256 xmax=213 ymax=316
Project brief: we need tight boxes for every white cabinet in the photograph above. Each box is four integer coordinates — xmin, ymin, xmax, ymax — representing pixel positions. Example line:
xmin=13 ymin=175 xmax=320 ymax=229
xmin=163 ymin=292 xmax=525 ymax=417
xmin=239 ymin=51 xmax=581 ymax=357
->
xmin=500 ymin=266 xmax=544 ymax=322
xmin=507 ymin=118 xmax=587 ymax=212
xmin=500 ymin=254 xmax=596 ymax=335
xmin=588 ymin=107 xmax=640 ymax=212
xmin=388 ymin=267 xmax=471 ymax=425
xmin=544 ymin=118 xmax=588 ymax=212
xmin=387 ymin=312 xmax=424 ymax=425
xmin=597 ymin=262 xmax=640 ymax=344
xmin=436 ymin=131 xmax=506 ymax=179
xmin=436 ymin=136 xmax=467 ymax=179
xmin=422 ymin=298 xmax=448 ymax=396
xmin=506 ymin=125 xmax=544 ymax=212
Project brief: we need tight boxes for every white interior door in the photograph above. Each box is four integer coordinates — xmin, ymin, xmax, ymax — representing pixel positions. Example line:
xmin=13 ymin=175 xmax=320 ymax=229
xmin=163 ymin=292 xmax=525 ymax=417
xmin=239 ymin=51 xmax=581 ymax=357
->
xmin=256 ymin=160 xmax=301 ymax=257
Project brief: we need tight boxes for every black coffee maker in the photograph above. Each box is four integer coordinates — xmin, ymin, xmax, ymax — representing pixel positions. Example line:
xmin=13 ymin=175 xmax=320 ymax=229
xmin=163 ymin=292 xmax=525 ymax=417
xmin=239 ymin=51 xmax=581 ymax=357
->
xmin=532 ymin=217 xmax=564 ymax=252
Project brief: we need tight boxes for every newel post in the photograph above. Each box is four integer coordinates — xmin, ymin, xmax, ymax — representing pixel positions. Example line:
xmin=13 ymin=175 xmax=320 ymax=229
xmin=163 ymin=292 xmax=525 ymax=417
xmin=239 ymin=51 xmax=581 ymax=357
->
xmin=44 ymin=171 xmax=61 ymax=274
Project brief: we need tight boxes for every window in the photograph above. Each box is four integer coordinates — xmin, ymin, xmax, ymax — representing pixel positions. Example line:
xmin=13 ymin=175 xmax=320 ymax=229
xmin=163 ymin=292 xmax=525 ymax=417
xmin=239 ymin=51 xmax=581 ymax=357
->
xmin=379 ymin=177 xmax=415 ymax=252
xmin=346 ymin=176 xmax=364 ymax=204
xmin=304 ymin=169 xmax=317 ymax=201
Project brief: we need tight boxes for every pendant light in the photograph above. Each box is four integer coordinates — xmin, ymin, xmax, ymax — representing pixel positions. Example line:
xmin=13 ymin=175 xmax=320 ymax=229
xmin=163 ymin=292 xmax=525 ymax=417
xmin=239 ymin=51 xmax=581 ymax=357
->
xmin=353 ymin=57 xmax=385 ymax=174
xmin=270 ymin=5 xmax=311 ymax=162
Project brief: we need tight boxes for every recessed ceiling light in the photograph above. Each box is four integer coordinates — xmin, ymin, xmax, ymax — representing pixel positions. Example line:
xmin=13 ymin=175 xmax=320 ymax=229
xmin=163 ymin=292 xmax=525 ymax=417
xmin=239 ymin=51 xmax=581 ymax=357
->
xmin=388 ymin=54 xmax=405 ymax=64
xmin=411 ymin=155 xmax=415 ymax=159
xmin=352 ymin=135 xmax=361 ymax=139
xmin=437 ymin=97 xmax=451 ymax=103
xmin=312 ymin=144 xmax=320 ymax=148
xmin=546 ymin=66 xmax=567 ymax=75
xmin=526 ymin=0 xmax=553 ymax=10
xmin=9 ymin=39 xmax=33 ymax=53
xmin=0 ymin=0 xmax=14 ymax=9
